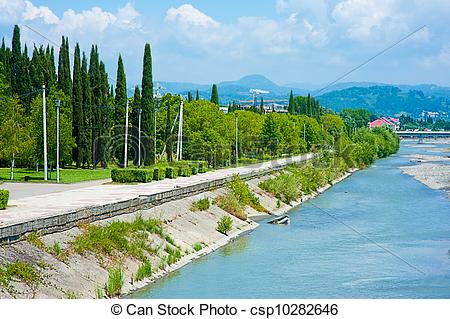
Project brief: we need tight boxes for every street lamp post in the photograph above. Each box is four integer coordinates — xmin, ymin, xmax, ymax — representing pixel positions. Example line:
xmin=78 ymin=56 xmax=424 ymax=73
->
xmin=138 ymin=108 xmax=142 ymax=167
xmin=235 ymin=112 xmax=238 ymax=165
xmin=55 ymin=99 xmax=60 ymax=183
xmin=124 ymin=100 xmax=129 ymax=168
xmin=42 ymin=85 xmax=48 ymax=181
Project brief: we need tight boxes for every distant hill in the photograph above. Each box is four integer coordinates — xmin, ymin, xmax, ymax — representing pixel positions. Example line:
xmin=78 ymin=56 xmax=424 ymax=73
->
xmin=316 ymin=86 xmax=450 ymax=116
xmin=158 ymin=74 xmax=450 ymax=116
xmin=158 ymin=74 xmax=308 ymax=103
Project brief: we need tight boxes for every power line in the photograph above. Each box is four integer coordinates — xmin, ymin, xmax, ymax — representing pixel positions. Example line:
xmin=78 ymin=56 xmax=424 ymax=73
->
xmin=312 ymin=25 xmax=427 ymax=97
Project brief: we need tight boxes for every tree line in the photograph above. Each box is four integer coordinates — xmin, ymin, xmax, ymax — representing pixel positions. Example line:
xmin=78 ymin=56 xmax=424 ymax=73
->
xmin=0 ymin=25 xmax=156 ymax=170
xmin=0 ymin=25 xmax=399 ymax=176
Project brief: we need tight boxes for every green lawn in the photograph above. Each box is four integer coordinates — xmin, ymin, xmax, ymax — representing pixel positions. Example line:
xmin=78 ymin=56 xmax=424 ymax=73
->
xmin=0 ymin=167 xmax=111 ymax=184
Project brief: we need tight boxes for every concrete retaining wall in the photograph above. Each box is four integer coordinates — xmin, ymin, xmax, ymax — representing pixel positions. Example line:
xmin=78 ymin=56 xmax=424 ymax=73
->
xmin=0 ymin=159 xmax=300 ymax=243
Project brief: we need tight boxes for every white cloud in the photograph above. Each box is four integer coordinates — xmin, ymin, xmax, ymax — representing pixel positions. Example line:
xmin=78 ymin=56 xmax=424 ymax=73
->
xmin=332 ymin=0 xmax=408 ymax=41
xmin=55 ymin=7 xmax=117 ymax=34
xmin=165 ymin=4 xmax=219 ymax=28
xmin=23 ymin=1 xmax=59 ymax=24
xmin=0 ymin=0 xmax=58 ymax=25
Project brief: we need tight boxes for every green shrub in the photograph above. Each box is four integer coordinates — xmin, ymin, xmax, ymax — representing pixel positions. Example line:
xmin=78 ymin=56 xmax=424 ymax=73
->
xmin=177 ymin=164 xmax=192 ymax=177
xmin=227 ymin=175 xmax=266 ymax=212
xmin=135 ymin=261 xmax=152 ymax=282
xmin=216 ymin=216 xmax=233 ymax=235
xmin=165 ymin=245 xmax=182 ymax=265
xmin=193 ymin=243 xmax=202 ymax=252
xmin=191 ymin=198 xmax=210 ymax=211
xmin=214 ymin=193 xmax=247 ymax=220
xmin=165 ymin=166 xmax=178 ymax=179
xmin=111 ymin=169 xmax=153 ymax=183
xmin=106 ymin=267 xmax=124 ymax=297
xmin=153 ymin=166 xmax=166 ymax=181
xmin=196 ymin=161 xmax=208 ymax=173
xmin=0 ymin=190 xmax=9 ymax=210
xmin=189 ymin=163 xmax=199 ymax=175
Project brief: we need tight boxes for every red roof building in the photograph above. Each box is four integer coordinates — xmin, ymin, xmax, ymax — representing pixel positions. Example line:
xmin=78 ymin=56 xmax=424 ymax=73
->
xmin=368 ymin=117 xmax=399 ymax=131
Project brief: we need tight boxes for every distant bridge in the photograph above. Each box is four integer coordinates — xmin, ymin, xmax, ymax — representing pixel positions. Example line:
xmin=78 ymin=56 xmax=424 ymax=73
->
xmin=396 ymin=131 xmax=450 ymax=139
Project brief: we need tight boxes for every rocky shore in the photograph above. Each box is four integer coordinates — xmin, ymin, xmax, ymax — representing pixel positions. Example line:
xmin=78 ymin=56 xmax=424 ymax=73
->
xmin=401 ymin=140 xmax=450 ymax=196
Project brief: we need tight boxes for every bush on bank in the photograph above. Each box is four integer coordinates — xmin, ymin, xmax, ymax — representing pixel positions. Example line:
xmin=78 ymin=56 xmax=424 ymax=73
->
xmin=0 ymin=189 xmax=9 ymax=210
xmin=110 ymin=160 xmax=208 ymax=183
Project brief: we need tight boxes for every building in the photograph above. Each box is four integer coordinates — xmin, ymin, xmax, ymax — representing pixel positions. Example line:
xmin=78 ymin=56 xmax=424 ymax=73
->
xmin=368 ymin=117 xmax=400 ymax=131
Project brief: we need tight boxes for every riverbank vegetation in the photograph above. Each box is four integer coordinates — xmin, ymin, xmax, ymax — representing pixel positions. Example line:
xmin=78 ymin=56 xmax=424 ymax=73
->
xmin=214 ymin=175 xmax=266 ymax=220
xmin=259 ymin=127 xmax=399 ymax=203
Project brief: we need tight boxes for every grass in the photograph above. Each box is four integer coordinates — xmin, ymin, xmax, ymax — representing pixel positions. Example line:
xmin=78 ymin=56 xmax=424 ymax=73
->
xmin=193 ymin=243 xmax=203 ymax=252
xmin=0 ymin=167 xmax=111 ymax=183
xmin=227 ymin=175 xmax=267 ymax=212
xmin=216 ymin=216 xmax=233 ymax=235
xmin=214 ymin=193 xmax=247 ymax=220
xmin=106 ymin=267 xmax=124 ymax=297
xmin=0 ymin=261 xmax=43 ymax=294
xmin=164 ymin=245 xmax=182 ymax=265
xmin=134 ymin=261 xmax=152 ymax=282
xmin=72 ymin=216 xmax=165 ymax=262
xmin=191 ymin=198 xmax=210 ymax=212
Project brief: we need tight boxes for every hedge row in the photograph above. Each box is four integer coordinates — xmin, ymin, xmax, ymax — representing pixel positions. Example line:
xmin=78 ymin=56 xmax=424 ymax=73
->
xmin=111 ymin=169 xmax=154 ymax=183
xmin=111 ymin=161 xmax=209 ymax=183
xmin=0 ymin=189 xmax=9 ymax=210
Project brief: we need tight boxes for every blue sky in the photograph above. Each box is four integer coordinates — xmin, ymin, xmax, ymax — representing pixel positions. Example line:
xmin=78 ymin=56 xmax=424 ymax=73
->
xmin=0 ymin=0 xmax=449 ymax=88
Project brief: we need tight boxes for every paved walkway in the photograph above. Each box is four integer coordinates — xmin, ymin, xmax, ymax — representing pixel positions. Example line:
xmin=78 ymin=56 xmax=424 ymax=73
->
xmin=0 ymin=155 xmax=313 ymax=229
xmin=0 ymin=179 xmax=111 ymax=200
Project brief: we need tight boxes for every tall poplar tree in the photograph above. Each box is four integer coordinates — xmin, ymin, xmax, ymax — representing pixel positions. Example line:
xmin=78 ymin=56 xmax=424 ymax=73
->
xmin=11 ymin=25 xmax=21 ymax=95
xmin=72 ymin=43 xmax=83 ymax=167
xmin=141 ymin=43 xmax=155 ymax=165
xmin=210 ymin=84 xmax=219 ymax=105
xmin=114 ymin=54 xmax=127 ymax=165
xmin=131 ymin=86 xmax=141 ymax=165
xmin=81 ymin=52 xmax=92 ymax=167
xmin=195 ymin=89 xmax=199 ymax=100
xmin=288 ymin=90 xmax=295 ymax=114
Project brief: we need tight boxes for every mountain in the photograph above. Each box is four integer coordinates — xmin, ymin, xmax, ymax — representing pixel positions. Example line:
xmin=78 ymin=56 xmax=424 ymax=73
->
xmin=317 ymin=85 xmax=450 ymax=116
xmin=158 ymin=74 xmax=308 ymax=103
xmin=158 ymin=74 xmax=450 ymax=116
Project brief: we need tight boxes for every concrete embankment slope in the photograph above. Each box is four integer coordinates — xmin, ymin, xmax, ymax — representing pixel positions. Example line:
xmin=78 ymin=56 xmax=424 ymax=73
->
xmin=0 ymin=154 xmax=313 ymax=243
xmin=0 ymin=154 xmax=355 ymax=298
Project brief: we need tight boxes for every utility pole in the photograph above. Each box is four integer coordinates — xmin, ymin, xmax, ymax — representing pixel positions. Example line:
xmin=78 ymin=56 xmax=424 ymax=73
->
xmin=56 ymin=99 xmax=60 ymax=183
xmin=235 ymin=112 xmax=238 ymax=165
xmin=138 ymin=108 xmax=142 ymax=167
xmin=124 ymin=100 xmax=129 ymax=168
xmin=43 ymin=85 xmax=48 ymax=181
xmin=176 ymin=101 xmax=184 ymax=161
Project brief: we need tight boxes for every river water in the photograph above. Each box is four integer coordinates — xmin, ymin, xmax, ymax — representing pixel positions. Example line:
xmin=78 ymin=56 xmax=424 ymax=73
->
xmin=133 ymin=142 xmax=450 ymax=298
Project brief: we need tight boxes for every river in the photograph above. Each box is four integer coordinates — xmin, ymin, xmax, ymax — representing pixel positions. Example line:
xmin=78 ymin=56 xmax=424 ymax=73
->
xmin=132 ymin=142 xmax=450 ymax=298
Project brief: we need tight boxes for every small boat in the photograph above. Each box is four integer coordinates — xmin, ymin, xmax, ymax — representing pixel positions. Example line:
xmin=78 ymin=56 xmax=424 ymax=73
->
xmin=268 ymin=215 xmax=290 ymax=225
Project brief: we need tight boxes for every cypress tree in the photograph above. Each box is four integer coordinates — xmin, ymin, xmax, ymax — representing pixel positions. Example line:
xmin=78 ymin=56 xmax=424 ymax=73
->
xmin=11 ymin=25 xmax=21 ymax=95
xmin=57 ymin=36 xmax=72 ymax=97
xmin=89 ymin=45 xmax=100 ymax=168
xmin=19 ymin=45 xmax=32 ymax=112
xmin=210 ymin=84 xmax=219 ymax=105
xmin=131 ymin=86 xmax=141 ymax=165
xmin=114 ymin=55 xmax=127 ymax=126
xmin=141 ymin=43 xmax=155 ymax=165
xmin=81 ymin=52 xmax=92 ymax=167
xmin=307 ymin=93 xmax=311 ymax=117
xmin=195 ymin=89 xmax=199 ymax=100
xmin=260 ymin=97 xmax=264 ymax=114
xmin=187 ymin=91 xmax=192 ymax=102
xmin=288 ymin=90 xmax=295 ymax=114
xmin=99 ymin=60 xmax=112 ymax=168
xmin=114 ymin=54 xmax=127 ymax=165
xmin=72 ymin=43 xmax=83 ymax=167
